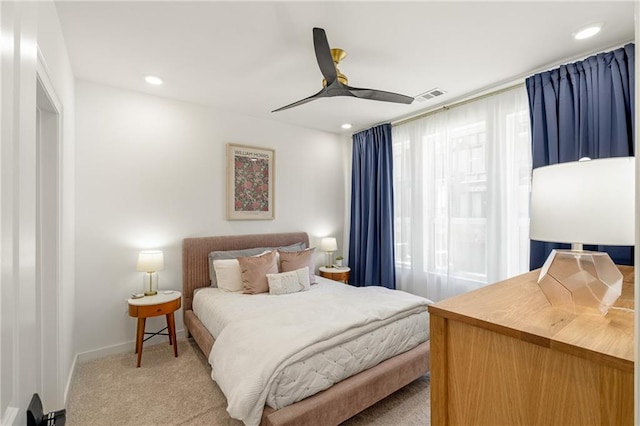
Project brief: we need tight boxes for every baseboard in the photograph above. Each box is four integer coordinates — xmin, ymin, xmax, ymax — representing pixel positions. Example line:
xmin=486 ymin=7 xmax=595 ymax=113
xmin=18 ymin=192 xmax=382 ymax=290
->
xmin=76 ymin=341 xmax=134 ymax=363
xmin=76 ymin=328 xmax=186 ymax=363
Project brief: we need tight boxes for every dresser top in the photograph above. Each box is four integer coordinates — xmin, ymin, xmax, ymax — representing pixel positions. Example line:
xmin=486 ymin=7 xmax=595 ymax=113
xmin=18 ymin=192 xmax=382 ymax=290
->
xmin=428 ymin=266 xmax=634 ymax=371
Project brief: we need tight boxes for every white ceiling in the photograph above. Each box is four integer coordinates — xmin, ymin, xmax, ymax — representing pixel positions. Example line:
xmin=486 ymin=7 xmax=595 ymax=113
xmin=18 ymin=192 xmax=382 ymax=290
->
xmin=54 ymin=1 xmax=635 ymax=135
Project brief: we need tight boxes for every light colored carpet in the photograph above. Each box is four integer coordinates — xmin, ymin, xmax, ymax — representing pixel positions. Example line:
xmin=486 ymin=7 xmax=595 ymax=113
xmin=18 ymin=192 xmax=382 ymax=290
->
xmin=66 ymin=339 xmax=430 ymax=425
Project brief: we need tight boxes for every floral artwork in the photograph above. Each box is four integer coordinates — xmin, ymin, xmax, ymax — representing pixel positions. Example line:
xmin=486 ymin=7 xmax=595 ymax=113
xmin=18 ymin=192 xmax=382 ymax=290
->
xmin=226 ymin=144 xmax=274 ymax=220
xmin=234 ymin=156 xmax=269 ymax=212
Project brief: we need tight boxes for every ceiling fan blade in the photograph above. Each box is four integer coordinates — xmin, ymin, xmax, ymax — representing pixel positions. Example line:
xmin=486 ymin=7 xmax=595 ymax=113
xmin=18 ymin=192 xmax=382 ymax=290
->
xmin=272 ymin=88 xmax=328 ymax=112
xmin=313 ymin=27 xmax=337 ymax=85
xmin=346 ymin=85 xmax=414 ymax=104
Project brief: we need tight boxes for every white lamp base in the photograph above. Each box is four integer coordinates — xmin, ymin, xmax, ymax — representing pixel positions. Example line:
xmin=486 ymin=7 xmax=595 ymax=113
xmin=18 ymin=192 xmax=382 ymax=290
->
xmin=537 ymin=249 xmax=622 ymax=315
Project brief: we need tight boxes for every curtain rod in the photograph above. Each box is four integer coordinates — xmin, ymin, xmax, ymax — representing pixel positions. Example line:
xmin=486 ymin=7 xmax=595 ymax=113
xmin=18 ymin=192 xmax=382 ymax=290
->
xmin=391 ymin=83 xmax=525 ymax=127
xmin=384 ymin=39 xmax=633 ymax=130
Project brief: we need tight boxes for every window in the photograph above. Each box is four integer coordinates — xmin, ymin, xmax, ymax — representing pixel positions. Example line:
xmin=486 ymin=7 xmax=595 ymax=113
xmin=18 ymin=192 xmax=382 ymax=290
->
xmin=392 ymin=87 xmax=531 ymax=301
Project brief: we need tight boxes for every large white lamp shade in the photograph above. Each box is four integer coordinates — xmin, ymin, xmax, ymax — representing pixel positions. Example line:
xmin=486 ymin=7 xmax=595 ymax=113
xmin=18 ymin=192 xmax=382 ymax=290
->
xmin=530 ymin=157 xmax=634 ymax=247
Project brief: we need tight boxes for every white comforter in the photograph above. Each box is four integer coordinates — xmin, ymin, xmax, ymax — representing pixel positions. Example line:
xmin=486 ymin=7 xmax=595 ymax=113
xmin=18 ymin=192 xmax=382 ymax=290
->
xmin=207 ymin=279 xmax=430 ymax=426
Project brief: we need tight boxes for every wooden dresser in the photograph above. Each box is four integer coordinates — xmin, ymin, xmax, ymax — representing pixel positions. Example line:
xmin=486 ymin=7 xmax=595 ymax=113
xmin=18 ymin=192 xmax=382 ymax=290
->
xmin=428 ymin=266 xmax=634 ymax=425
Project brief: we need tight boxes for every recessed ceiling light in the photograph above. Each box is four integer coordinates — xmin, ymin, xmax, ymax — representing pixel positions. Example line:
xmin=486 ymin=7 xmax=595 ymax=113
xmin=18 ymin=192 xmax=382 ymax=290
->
xmin=144 ymin=75 xmax=163 ymax=85
xmin=573 ymin=24 xmax=602 ymax=40
xmin=341 ymin=123 xmax=352 ymax=129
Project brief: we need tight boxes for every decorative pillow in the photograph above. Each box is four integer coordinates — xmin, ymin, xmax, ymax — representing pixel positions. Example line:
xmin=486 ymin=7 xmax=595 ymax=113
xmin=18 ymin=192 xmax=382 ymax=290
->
xmin=278 ymin=247 xmax=317 ymax=284
xmin=238 ymin=250 xmax=278 ymax=294
xmin=208 ymin=242 xmax=306 ymax=287
xmin=209 ymin=247 xmax=267 ymax=287
xmin=212 ymin=259 xmax=243 ymax=292
xmin=267 ymin=267 xmax=310 ymax=295
xmin=274 ymin=242 xmax=307 ymax=267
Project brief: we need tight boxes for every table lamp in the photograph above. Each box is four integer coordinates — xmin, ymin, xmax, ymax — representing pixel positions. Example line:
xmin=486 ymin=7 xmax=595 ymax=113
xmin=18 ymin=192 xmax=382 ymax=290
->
xmin=529 ymin=157 xmax=634 ymax=315
xmin=320 ymin=237 xmax=338 ymax=268
xmin=137 ymin=250 xmax=164 ymax=296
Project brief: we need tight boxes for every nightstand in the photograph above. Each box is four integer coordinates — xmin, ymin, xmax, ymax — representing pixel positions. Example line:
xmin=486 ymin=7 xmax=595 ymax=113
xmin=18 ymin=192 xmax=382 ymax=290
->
xmin=319 ymin=266 xmax=351 ymax=284
xmin=128 ymin=291 xmax=181 ymax=367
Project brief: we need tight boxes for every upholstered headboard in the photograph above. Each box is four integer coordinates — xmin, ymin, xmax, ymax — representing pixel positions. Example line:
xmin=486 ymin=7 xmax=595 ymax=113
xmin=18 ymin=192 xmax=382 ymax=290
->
xmin=181 ymin=232 xmax=310 ymax=313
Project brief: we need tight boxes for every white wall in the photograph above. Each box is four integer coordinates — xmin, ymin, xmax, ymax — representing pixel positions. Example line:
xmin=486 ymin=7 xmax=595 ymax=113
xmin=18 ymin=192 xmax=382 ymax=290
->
xmin=74 ymin=80 xmax=345 ymax=356
xmin=0 ymin=2 xmax=75 ymax=423
xmin=339 ymin=133 xmax=353 ymax=258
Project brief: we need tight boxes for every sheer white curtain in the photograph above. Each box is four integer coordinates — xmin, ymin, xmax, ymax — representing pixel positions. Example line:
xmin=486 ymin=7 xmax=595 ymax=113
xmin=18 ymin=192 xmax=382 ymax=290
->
xmin=392 ymin=86 xmax=531 ymax=301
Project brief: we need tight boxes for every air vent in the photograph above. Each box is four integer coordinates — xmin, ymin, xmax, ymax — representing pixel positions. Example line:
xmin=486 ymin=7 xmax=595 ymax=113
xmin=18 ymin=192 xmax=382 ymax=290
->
xmin=415 ymin=88 xmax=447 ymax=102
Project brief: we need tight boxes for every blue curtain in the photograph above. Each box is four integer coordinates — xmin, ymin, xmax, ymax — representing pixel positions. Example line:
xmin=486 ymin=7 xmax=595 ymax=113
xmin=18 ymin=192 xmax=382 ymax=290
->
xmin=526 ymin=43 xmax=635 ymax=269
xmin=348 ymin=123 xmax=396 ymax=288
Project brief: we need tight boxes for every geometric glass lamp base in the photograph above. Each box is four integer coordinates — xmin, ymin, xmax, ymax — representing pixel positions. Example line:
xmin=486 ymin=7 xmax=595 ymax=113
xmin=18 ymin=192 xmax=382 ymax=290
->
xmin=537 ymin=249 xmax=622 ymax=315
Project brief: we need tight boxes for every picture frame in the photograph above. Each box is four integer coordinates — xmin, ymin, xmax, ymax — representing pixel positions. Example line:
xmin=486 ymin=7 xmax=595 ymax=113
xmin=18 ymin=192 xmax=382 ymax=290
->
xmin=226 ymin=143 xmax=275 ymax=220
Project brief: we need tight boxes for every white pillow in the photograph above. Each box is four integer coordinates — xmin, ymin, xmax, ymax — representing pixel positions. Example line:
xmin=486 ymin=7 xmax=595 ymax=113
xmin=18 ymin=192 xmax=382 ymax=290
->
xmin=213 ymin=259 xmax=243 ymax=292
xmin=267 ymin=267 xmax=310 ymax=295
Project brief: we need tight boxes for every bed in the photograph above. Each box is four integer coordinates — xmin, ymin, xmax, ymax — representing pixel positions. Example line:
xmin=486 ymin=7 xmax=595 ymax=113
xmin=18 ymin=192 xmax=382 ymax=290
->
xmin=182 ymin=232 xmax=431 ymax=426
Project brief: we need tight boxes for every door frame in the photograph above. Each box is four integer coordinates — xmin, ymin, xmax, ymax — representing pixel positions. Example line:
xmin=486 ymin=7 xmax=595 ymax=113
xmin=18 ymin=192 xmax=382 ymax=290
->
xmin=35 ymin=49 xmax=63 ymax=410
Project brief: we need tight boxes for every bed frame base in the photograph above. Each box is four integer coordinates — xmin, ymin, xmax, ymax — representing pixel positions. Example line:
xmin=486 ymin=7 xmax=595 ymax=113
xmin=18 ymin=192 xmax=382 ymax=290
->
xmin=261 ymin=340 xmax=429 ymax=426
xmin=186 ymin=307 xmax=429 ymax=426
xmin=185 ymin=310 xmax=213 ymax=355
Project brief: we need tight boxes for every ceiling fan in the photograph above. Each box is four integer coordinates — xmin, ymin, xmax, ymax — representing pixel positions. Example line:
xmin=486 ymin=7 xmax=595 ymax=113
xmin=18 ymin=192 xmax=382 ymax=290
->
xmin=272 ymin=28 xmax=414 ymax=112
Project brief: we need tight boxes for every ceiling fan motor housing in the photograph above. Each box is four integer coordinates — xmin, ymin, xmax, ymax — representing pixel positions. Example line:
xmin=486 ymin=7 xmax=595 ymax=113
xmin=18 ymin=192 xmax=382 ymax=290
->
xmin=322 ymin=48 xmax=348 ymax=86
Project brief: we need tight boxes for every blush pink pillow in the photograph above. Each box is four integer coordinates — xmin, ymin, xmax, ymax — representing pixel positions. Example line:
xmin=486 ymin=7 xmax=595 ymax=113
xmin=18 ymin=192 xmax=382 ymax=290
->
xmin=238 ymin=250 xmax=278 ymax=294
xmin=278 ymin=247 xmax=317 ymax=284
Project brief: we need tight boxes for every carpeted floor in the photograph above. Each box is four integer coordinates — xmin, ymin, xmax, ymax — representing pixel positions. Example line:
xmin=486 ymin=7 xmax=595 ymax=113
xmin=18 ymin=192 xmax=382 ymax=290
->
xmin=66 ymin=339 xmax=430 ymax=425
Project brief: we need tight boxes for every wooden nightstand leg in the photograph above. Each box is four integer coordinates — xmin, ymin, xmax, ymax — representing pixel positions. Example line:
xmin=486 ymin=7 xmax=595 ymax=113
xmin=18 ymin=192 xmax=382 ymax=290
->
xmin=165 ymin=313 xmax=173 ymax=346
xmin=167 ymin=312 xmax=178 ymax=357
xmin=136 ymin=317 xmax=146 ymax=368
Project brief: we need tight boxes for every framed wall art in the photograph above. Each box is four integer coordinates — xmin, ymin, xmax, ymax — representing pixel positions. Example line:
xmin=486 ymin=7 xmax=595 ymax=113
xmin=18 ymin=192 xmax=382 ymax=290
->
xmin=226 ymin=143 xmax=275 ymax=220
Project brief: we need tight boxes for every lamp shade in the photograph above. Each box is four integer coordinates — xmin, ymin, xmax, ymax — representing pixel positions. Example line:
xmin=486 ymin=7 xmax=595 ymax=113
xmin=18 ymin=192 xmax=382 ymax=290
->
xmin=530 ymin=157 xmax=635 ymax=246
xmin=320 ymin=237 xmax=338 ymax=252
xmin=136 ymin=250 xmax=164 ymax=272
